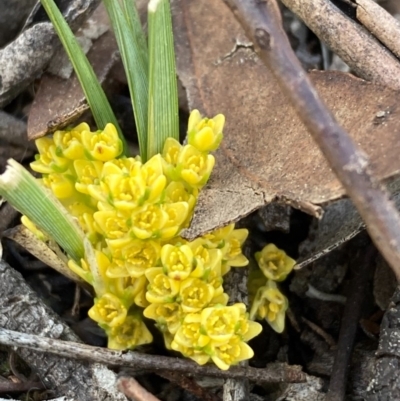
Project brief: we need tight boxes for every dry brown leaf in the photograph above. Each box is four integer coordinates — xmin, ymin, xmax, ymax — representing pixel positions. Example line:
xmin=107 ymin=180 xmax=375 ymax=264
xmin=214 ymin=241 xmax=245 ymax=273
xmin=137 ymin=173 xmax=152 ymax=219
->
xmin=4 ymin=225 xmax=87 ymax=287
xmin=173 ymin=0 xmax=400 ymax=240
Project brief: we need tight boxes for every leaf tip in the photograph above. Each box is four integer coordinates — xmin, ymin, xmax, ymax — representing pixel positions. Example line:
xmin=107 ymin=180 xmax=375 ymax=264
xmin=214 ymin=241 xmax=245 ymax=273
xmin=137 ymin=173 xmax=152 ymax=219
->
xmin=148 ymin=0 xmax=163 ymax=13
xmin=0 ymin=159 xmax=23 ymax=189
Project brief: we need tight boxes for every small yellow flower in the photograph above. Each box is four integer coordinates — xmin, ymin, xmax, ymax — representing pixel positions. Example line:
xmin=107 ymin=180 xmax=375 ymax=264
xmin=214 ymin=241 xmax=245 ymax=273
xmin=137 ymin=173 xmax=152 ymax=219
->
xmin=162 ymin=137 xmax=182 ymax=165
xmin=114 ymin=275 xmax=148 ymax=307
xmin=200 ymin=304 xmax=239 ymax=342
xmin=204 ymin=224 xmax=234 ymax=248
xmin=142 ymin=154 xmax=167 ymax=202
xmin=53 ymin=123 xmax=88 ymax=160
xmin=187 ymin=110 xmax=224 ymax=152
xmin=159 ymin=202 xmax=190 ymax=239
xmin=144 ymin=302 xmax=183 ymax=334
xmin=211 ymin=336 xmax=254 ymax=371
xmin=130 ymin=204 xmax=168 ymax=239
xmin=231 ymin=304 xmax=262 ymax=342
xmin=164 ymin=181 xmax=197 ymax=214
xmin=93 ymin=209 xmax=130 ymax=239
xmin=221 ymin=228 xmax=249 ymax=273
xmin=31 ymin=137 xmax=70 ymax=174
xmin=249 ymin=280 xmax=288 ymax=333
xmin=21 ymin=215 xmax=48 ymax=242
xmin=171 ymin=340 xmax=210 ymax=366
xmin=88 ymin=292 xmax=127 ymax=328
xmin=107 ymin=313 xmax=153 ymax=350
xmin=146 ymin=267 xmax=181 ymax=304
xmin=161 ymin=244 xmax=194 ymax=280
xmin=68 ymin=258 xmax=93 ymax=284
xmin=188 ymin=238 xmax=222 ymax=278
xmin=95 ymin=160 xmax=146 ymax=211
xmin=107 ymin=239 xmax=161 ymax=278
xmin=68 ymin=202 xmax=98 ymax=243
xmin=74 ymin=160 xmax=103 ymax=195
xmin=177 ymin=144 xmax=215 ymax=187
xmin=173 ymin=313 xmax=209 ymax=349
xmin=179 ymin=277 xmax=215 ymax=313
xmin=81 ymin=123 xmax=123 ymax=162
xmin=42 ymin=172 xmax=77 ymax=199
xmin=255 ymin=244 xmax=296 ymax=282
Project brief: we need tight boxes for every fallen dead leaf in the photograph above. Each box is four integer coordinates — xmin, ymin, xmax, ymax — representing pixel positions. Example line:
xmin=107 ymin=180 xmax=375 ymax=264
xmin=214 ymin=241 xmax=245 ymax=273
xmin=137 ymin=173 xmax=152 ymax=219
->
xmin=173 ymin=0 xmax=400 ymax=241
xmin=4 ymin=225 xmax=88 ymax=288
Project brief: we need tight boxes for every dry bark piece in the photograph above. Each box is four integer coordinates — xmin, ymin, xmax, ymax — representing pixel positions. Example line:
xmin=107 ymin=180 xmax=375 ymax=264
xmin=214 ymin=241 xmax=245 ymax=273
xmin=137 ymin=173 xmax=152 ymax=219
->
xmin=355 ymin=0 xmax=400 ymax=59
xmin=174 ymin=0 xmax=400 ymax=241
xmin=0 ymin=260 xmax=127 ymax=401
xmin=280 ymin=0 xmax=400 ymax=90
xmin=0 ymin=0 xmax=101 ymax=108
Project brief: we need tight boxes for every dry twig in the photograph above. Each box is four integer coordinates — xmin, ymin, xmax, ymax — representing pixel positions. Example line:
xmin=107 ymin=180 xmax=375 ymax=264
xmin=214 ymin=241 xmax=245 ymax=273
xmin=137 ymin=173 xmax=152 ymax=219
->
xmin=117 ymin=377 xmax=161 ymax=401
xmin=157 ymin=371 xmax=221 ymax=401
xmin=354 ymin=0 xmax=400 ymax=59
xmin=0 ymin=328 xmax=306 ymax=384
xmin=0 ymin=380 xmax=44 ymax=394
xmin=280 ymin=0 xmax=400 ymax=89
xmin=326 ymin=242 xmax=376 ymax=401
xmin=221 ymin=0 xmax=400 ymax=280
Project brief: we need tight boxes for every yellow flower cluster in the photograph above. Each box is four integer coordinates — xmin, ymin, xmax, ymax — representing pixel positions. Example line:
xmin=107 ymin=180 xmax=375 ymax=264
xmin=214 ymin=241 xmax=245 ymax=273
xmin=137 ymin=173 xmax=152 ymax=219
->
xmin=249 ymin=244 xmax=296 ymax=333
xmin=26 ymin=110 xmax=261 ymax=369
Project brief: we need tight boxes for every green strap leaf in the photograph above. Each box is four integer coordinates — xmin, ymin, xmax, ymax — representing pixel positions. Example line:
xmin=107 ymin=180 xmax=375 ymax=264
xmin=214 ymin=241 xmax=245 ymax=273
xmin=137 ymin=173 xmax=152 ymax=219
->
xmin=40 ymin=0 xmax=127 ymax=154
xmin=0 ymin=160 xmax=85 ymax=261
xmin=147 ymin=0 xmax=179 ymax=159
xmin=103 ymin=0 xmax=149 ymax=161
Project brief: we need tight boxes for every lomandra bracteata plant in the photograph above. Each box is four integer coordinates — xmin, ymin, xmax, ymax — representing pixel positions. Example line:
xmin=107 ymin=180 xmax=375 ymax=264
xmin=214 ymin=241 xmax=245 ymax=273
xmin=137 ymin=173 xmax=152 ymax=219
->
xmin=18 ymin=110 xmax=262 ymax=369
xmin=0 ymin=0 xmax=296 ymax=370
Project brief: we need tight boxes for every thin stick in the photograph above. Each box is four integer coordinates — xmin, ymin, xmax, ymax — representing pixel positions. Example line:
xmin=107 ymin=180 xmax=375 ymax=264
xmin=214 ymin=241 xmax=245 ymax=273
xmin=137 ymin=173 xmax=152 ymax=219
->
xmin=355 ymin=0 xmax=400 ymax=59
xmin=280 ymin=0 xmax=400 ymax=90
xmin=326 ymin=243 xmax=376 ymax=401
xmin=0 ymin=380 xmax=44 ymax=394
xmin=117 ymin=377 xmax=161 ymax=401
xmin=0 ymin=328 xmax=306 ymax=384
xmin=221 ymin=0 xmax=400 ymax=280
xmin=158 ymin=371 xmax=221 ymax=401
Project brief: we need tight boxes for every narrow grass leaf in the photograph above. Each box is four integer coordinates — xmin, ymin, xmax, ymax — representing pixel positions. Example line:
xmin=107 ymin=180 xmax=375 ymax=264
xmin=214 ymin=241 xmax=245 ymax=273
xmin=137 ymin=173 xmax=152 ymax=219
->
xmin=40 ymin=0 xmax=127 ymax=154
xmin=0 ymin=160 xmax=85 ymax=261
xmin=104 ymin=0 xmax=149 ymax=161
xmin=147 ymin=0 xmax=179 ymax=159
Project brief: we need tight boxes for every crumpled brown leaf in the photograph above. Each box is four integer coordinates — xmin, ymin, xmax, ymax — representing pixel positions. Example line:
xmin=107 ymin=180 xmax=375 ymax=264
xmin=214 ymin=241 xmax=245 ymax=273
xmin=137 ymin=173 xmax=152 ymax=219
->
xmin=4 ymin=225 xmax=87 ymax=287
xmin=173 ymin=0 xmax=400 ymax=240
